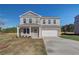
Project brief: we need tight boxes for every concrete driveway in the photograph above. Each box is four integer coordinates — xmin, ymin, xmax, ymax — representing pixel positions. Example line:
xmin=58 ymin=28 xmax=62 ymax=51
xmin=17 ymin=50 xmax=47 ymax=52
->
xmin=43 ymin=37 xmax=79 ymax=55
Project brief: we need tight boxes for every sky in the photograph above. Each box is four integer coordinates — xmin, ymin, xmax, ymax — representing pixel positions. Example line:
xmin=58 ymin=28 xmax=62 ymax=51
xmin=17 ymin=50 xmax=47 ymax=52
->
xmin=0 ymin=4 xmax=79 ymax=28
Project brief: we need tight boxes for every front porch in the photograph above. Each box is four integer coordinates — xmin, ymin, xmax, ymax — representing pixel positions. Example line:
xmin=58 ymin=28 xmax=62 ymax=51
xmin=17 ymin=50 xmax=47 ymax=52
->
xmin=17 ymin=26 xmax=42 ymax=38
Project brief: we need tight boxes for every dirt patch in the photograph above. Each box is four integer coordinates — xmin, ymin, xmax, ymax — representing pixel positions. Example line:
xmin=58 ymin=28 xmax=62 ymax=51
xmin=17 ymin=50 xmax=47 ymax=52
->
xmin=0 ymin=33 xmax=47 ymax=55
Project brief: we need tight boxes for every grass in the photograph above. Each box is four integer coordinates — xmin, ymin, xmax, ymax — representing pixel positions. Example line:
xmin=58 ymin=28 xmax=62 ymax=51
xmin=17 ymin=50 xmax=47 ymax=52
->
xmin=0 ymin=33 xmax=47 ymax=55
xmin=60 ymin=35 xmax=79 ymax=41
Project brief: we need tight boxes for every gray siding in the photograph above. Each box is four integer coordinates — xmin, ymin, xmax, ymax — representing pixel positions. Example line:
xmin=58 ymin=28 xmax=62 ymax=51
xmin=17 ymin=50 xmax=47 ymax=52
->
xmin=19 ymin=11 xmax=60 ymax=26
xmin=17 ymin=11 xmax=61 ymax=38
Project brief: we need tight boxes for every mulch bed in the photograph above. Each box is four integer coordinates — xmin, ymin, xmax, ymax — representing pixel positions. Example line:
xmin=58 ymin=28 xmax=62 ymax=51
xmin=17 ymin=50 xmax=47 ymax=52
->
xmin=0 ymin=44 xmax=9 ymax=49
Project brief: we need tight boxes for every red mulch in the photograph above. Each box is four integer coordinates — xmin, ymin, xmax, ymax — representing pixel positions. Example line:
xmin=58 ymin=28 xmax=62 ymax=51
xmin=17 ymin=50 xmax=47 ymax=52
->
xmin=0 ymin=44 xmax=9 ymax=49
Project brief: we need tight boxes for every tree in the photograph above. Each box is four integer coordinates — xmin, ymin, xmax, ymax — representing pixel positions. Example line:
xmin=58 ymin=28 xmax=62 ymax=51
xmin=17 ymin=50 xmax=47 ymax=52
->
xmin=61 ymin=24 xmax=74 ymax=32
xmin=3 ymin=27 xmax=17 ymax=33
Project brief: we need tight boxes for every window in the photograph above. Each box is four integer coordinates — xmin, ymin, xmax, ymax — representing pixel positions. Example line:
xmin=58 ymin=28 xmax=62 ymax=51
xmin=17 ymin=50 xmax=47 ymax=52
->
xmin=23 ymin=19 xmax=26 ymax=23
xmin=48 ymin=20 xmax=51 ymax=24
xmin=23 ymin=28 xmax=26 ymax=34
xmin=31 ymin=27 xmax=38 ymax=33
xmin=53 ymin=20 xmax=56 ymax=24
xmin=29 ymin=18 xmax=32 ymax=23
xmin=27 ymin=28 xmax=29 ymax=34
xmin=43 ymin=20 xmax=46 ymax=24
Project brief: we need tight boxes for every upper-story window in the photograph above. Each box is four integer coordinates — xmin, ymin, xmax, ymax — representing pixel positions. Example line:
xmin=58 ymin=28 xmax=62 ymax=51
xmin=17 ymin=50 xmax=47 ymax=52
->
xmin=53 ymin=20 xmax=56 ymax=24
xmin=43 ymin=20 xmax=46 ymax=24
xmin=48 ymin=19 xmax=51 ymax=24
xmin=29 ymin=18 xmax=32 ymax=23
xmin=23 ymin=19 xmax=26 ymax=23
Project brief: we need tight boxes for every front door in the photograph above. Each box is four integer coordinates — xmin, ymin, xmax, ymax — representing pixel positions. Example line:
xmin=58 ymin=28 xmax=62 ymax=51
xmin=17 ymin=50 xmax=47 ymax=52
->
xmin=31 ymin=27 xmax=39 ymax=38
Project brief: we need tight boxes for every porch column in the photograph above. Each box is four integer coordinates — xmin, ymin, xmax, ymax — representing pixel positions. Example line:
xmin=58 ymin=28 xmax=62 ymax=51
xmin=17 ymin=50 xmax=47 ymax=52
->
xmin=30 ymin=27 xmax=31 ymax=36
xmin=39 ymin=27 xmax=42 ymax=38
xmin=17 ymin=26 xmax=20 ymax=37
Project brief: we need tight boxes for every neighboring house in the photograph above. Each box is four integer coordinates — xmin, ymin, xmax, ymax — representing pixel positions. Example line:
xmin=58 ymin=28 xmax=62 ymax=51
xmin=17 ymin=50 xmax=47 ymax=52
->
xmin=17 ymin=11 xmax=61 ymax=38
xmin=74 ymin=15 xmax=79 ymax=34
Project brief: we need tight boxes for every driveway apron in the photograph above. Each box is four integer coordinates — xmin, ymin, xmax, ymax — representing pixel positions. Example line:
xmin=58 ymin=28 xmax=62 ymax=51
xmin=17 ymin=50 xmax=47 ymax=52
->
xmin=43 ymin=37 xmax=79 ymax=55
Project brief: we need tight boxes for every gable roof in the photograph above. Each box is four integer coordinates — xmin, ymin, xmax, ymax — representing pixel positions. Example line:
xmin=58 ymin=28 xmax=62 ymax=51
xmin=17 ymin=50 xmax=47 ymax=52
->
xmin=19 ymin=11 xmax=41 ymax=17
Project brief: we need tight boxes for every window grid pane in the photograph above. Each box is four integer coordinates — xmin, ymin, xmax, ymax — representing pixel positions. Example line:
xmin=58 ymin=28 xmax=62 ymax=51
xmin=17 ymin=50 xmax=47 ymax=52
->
xmin=29 ymin=18 xmax=32 ymax=23
xmin=48 ymin=20 xmax=51 ymax=24
xmin=43 ymin=20 xmax=45 ymax=24
xmin=54 ymin=20 xmax=56 ymax=24
xmin=23 ymin=19 xmax=26 ymax=23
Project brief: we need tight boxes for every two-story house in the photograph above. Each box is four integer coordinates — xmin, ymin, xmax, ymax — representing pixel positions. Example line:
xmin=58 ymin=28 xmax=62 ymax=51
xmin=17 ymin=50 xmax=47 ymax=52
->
xmin=74 ymin=15 xmax=79 ymax=34
xmin=17 ymin=11 xmax=61 ymax=38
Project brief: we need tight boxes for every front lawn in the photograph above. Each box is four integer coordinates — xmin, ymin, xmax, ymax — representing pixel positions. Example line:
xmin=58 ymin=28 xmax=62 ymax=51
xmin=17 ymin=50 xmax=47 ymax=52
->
xmin=60 ymin=35 xmax=79 ymax=41
xmin=0 ymin=33 xmax=47 ymax=55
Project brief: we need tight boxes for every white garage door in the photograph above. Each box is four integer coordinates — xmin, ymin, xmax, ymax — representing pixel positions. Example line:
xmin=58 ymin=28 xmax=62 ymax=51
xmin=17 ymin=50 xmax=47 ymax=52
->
xmin=42 ymin=30 xmax=58 ymax=37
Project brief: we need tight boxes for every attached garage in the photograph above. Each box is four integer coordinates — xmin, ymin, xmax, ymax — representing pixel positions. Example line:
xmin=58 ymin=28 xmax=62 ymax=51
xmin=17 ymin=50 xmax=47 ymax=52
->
xmin=42 ymin=30 xmax=58 ymax=37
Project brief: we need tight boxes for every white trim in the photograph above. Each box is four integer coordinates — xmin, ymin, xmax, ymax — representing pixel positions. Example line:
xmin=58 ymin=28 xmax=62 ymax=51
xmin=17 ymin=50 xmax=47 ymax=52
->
xmin=19 ymin=11 xmax=41 ymax=17
xmin=17 ymin=26 xmax=19 ymax=37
